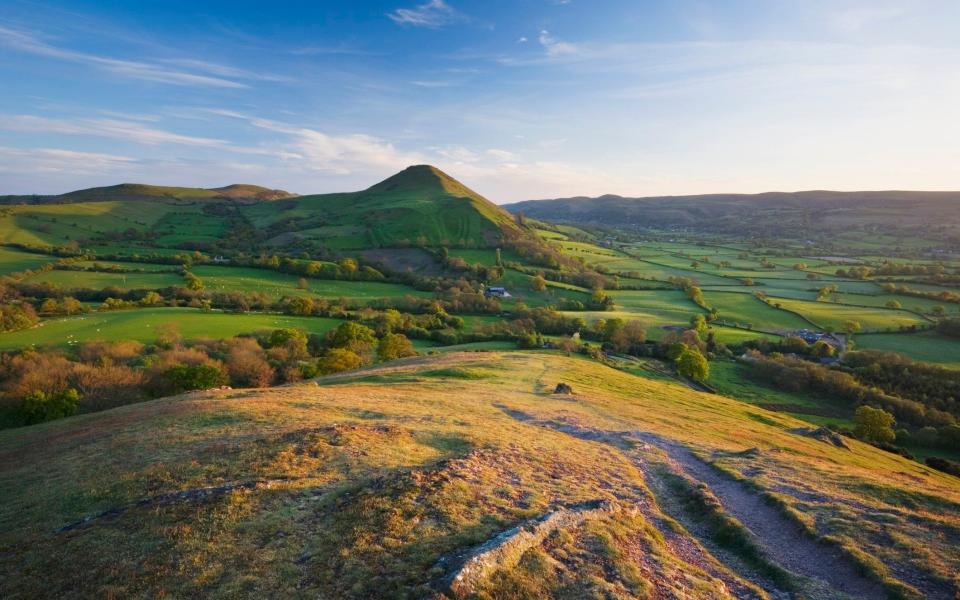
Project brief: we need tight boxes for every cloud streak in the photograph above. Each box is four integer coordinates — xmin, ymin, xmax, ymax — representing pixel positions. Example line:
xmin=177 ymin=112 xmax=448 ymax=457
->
xmin=0 ymin=25 xmax=253 ymax=88
xmin=387 ymin=0 xmax=465 ymax=28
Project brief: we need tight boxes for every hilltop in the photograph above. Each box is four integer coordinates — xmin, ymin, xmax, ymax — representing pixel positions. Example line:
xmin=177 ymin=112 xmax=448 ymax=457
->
xmin=1 ymin=351 xmax=956 ymax=598
xmin=505 ymin=190 xmax=960 ymax=235
xmin=240 ymin=165 xmax=524 ymax=249
xmin=0 ymin=183 xmax=296 ymax=205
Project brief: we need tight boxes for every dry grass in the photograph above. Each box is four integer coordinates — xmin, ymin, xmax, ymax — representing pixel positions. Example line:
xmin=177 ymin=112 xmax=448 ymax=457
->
xmin=0 ymin=351 xmax=958 ymax=598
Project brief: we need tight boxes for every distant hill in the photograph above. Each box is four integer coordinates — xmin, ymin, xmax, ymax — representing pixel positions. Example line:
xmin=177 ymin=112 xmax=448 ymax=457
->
xmin=0 ymin=183 xmax=296 ymax=205
xmin=505 ymin=190 xmax=960 ymax=235
xmin=240 ymin=164 xmax=523 ymax=249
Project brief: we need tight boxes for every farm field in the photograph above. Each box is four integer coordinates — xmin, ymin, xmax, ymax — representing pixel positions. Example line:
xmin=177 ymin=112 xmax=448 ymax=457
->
xmin=22 ymin=269 xmax=185 ymax=290
xmin=0 ymin=308 xmax=343 ymax=349
xmin=770 ymin=296 xmax=930 ymax=331
xmin=0 ymin=247 xmax=56 ymax=272
xmin=191 ymin=266 xmax=432 ymax=301
xmin=705 ymin=290 xmax=811 ymax=332
xmin=855 ymin=331 xmax=960 ymax=368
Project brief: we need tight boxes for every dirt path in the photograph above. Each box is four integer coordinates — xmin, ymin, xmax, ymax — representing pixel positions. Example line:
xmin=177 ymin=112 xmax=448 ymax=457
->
xmin=629 ymin=430 xmax=887 ymax=599
xmin=498 ymin=406 xmax=888 ymax=599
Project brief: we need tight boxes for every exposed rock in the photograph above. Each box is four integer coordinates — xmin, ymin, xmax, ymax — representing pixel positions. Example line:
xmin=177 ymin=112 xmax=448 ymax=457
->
xmin=789 ymin=426 xmax=850 ymax=449
xmin=553 ymin=382 xmax=573 ymax=394
xmin=434 ymin=499 xmax=619 ymax=598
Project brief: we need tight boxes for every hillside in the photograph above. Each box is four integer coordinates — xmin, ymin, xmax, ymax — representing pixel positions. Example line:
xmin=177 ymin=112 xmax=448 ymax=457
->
xmin=506 ymin=190 xmax=960 ymax=236
xmin=1 ymin=352 xmax=957 ymax=599
xmin=241 ymin=165 xmax=523 ymax=249
xmin=0 ymin=183 xmax=296 ymax=205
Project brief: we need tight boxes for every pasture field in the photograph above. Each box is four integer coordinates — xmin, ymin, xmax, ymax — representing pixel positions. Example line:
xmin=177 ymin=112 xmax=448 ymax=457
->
xmin=22 ymin=269 xmax=184 ymax=290
xmin=0 ymin=308 xmax=343 ymax=349
xmin=770 ymin=297 xmax=930 ymax=331
xmin=705 ymin=291 xmax=811 ymax=332
xmin=855 ymin=331 xmax=960 ymax=368
xmin=0 ymin=247 xmax=56 ymax=272
xmin=191 ymin=266 xmax=432 ymax=301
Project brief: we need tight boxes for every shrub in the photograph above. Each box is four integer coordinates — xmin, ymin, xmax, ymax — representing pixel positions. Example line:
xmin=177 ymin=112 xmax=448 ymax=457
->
xmin=162 ymin=364 xmax=228 ymax=394
xmin=317 ymin=348 xmax=362 ymax=374
xmin=854 ymin=405 xmax=896 ymax=444
xmin=377 ymin=333 xmax=417 ymax=362
xmin=20 ymin=388 xmax=80 ymax=424
xmin=676 ymin=347 xmax=710 ymax=382
xmin=925 ymin=456 xmax=960 ymax=478
xmin=226 ymin=338 xmax=275 ymax=387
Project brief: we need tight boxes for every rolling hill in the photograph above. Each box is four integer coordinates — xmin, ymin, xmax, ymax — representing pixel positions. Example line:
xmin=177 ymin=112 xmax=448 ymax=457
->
xmin=0 ymin=183 xmax=296 ymax=205
xmin=0 ymin=166 xmax=525 ymax=252
xmin=506 ymin=191 xmax=960 ymax=236
xmin=241 ymin=165 xmax=523 ymax=249
xmin=1 ymin=351 xmax=956 ymax=599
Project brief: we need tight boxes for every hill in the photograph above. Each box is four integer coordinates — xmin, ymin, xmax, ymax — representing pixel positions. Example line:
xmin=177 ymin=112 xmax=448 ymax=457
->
xmin=1 ymin=351 xmax=957 ymax=599
xmin=505 ymin=190 xmax=960 ymax=236
xmin=0 ymin=183 xmax=296 ymax=205
xmin=240 ymin=165 xmax=523 ymax=249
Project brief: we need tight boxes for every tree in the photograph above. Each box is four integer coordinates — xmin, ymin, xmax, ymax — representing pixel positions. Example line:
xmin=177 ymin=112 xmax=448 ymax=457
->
xmin=20 ymin=388 xmax=80 ymax=424
xmin=853 ymin=405 xmax=895 ymax=444
xmin=184 ymin=272 xmax=204 ymax=291
xmin=690 ymin=314 xmax=707 ymax=335
xmin=676 ymin=347 xmax=710 ymax=381
xmin=327 ymin=321 xmax=377 ymax=353
xmin=155 ymin=322 xmax=182 ymax=348
xmin=163 ymin=364 xmax=227 ymax=394
xmin=811 ymin=340 xmax=836 ymax=358
xmin=226 ymin=338 xmax=274 ymax=387
xmin=530 ymin=274 xmax=547 ymax=292
xmin=840 ymin=320 xmax=862 ymax=335
xmin=297 ymin=277 xmax=309 ymax=290
xmin=377 ymin=333 xmax=416 ymax=361
xmin=317 ymin=348 xmax=362 ymax=374
xmin=885 ymin=300 xmax=902 ymax=310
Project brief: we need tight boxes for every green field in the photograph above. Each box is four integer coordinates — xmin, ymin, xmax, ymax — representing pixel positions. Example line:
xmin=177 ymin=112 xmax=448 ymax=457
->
xmin=0 ymin=247 xmax=56 ymax=272
xmin=0 ymin=308 xmax=343 ymax=349
xmin=705 ymin=291 xmax=811 ymax=332
xmin=192 ymin=266 xmax=432 ymax=301
xmin=22 ymin=269 xmax=184 ymax=290
xmin=855 ymin=331 xmax=960 ymax=368
xmin=770 ymin=296 xmax=930 ymax=331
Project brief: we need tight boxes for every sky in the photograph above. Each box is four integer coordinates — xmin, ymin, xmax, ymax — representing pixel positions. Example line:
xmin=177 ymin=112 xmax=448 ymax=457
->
xmin=0 ymin=0 xmax=958 ymax=202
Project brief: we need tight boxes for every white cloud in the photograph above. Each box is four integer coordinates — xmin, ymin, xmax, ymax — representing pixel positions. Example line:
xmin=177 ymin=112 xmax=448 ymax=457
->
xmin=0 ymin=25 xmax=250 ymax=88
xmin=387 ymin=0 xmax=465 ymax=28
xmin=538 ymin=30 xmax=578 ymax=56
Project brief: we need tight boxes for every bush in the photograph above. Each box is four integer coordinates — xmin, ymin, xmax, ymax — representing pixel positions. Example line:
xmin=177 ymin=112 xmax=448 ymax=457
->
xmin=854 ymin=405 xmax=896 ymax=444
xmin=163 ymin=364 xmax=227 ymax=394
xmin=925 ymin=456 xmax=960 ymax=477
xmin=317 ymin=348 xmax=362 ymax=374
xmin=226 ymin=338 xmax=275 ymax=387
xmin=676 ymin=347 xmax=710 ymax=382
xmin=20 ymin=389 xmax=80 ymax=424
xmin=377 ymin=333 xmax=417 ymax=362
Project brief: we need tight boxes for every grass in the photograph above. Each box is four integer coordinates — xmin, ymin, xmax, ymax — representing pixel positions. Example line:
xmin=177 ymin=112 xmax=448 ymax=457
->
xmin=0 ymin=352 xmax=955 ymax=598
xmin=0 ymin=308 xmax=343 ymax=349
xmin=0 ymin=246 xmax=57 ymax=272
xmin=855 ymin=331 xmax=960 ymax=368
xmin=770 ymin=296 xmax=929 ymax=332
xmin=22 ymin=269 xmax=184 ymax=290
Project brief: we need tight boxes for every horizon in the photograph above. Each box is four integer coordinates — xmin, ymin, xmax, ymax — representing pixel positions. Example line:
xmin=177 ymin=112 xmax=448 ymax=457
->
xmin=2 ymin=1 xmax=959 ymax=201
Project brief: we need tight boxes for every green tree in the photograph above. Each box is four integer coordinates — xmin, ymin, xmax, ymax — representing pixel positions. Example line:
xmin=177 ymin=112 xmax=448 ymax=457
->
xmin=163 ymin=365 xmax=227 ymax=394
xmin=327 ymin=321 xmax=377 ymax=353
xmin=184 ymin=272 xmax=204 ymax=291
xmin=530 ymin=274 xmax=547 ymax=292
xmin=690 ymin=314 xmax=707 ymax=335
xmin=20 ymin=388 xmax=80 ymax=424
xmin=676 ymin=347 xmax=710 ymax=381
xmin=317 ymin=348 xmax=362 ymax=374
xmin=853 ymin=405 xmax=895 ymax=444
xmin=840 ymin=320 xmax=862 ymax=335
xmin=885 ymin=300 xmax=902 ymax=309
xmin=377 ymin=333 xmax=417 ymax=361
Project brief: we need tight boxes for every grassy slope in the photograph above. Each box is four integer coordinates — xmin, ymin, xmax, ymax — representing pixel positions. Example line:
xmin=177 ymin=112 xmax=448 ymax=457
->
xmin=0 ymin=308 xmax=343 ymax=349
xmin=1 ymin=352 xmax=956 ymax=598
xmin=242 ymin=165 xmax=520 ymax=249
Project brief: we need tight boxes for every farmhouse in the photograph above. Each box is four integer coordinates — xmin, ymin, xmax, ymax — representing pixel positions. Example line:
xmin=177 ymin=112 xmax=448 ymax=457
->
xmin=484 ymin=286 xmax=511 ymax=298
xmin=792 ymin=329 xmax=844 ymax=348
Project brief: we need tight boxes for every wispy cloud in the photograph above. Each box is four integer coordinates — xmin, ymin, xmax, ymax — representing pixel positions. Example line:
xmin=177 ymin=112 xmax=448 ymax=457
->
xmin=0 ymin=146 xmax=137 ymax=174
xmin=0 ymin=114 xmax=228 ymax=146
xmin=387 ymin=0 xmax=465 ymax=28
xmin=0 ymin=25 xmax=252 ymax=88
xmin=537 ymin=30 xmax=578 ymax=56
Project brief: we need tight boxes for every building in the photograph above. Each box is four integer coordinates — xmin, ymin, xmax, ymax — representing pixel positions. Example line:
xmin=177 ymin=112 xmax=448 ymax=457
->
xmin=484 ymin=286 xmax=511 ymax=298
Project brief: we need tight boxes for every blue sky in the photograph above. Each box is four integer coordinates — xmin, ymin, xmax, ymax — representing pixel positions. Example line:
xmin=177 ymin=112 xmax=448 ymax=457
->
xmin=1 ymin=0 xmax=958 ymax=201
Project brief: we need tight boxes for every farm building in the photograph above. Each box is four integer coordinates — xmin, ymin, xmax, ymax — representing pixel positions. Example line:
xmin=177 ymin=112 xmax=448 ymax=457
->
xmin=484 ymin=286 xmax=511 ymax=298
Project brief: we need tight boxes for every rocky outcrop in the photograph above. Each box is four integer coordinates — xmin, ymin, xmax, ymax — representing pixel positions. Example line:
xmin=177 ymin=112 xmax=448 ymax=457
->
xmin=789 ymin=426 xmax=850 ymax=449
xmin=434 ymin=499 xmax=619 ymax=598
